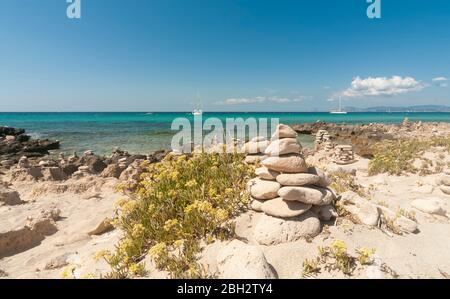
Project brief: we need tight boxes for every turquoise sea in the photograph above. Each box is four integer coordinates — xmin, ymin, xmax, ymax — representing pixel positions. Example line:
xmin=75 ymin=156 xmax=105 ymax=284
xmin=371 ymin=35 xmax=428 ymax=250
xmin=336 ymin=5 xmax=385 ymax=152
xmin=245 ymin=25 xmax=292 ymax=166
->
xmin=1 ymin=112 xmax=450 ymax=155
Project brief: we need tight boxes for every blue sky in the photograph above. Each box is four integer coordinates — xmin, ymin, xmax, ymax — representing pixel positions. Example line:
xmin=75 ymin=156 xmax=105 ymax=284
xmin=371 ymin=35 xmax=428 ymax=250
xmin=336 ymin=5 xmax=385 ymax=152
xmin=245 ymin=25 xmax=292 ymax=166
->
xmin=0 ymin=0 xmax=449 ymax=112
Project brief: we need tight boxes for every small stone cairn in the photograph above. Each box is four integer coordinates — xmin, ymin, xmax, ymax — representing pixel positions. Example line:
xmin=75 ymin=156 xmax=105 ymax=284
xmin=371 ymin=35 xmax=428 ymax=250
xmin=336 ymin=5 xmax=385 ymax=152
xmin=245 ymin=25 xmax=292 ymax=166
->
xmin=437 ymin=170 xmax=450 ymax=195
xmin=246 ymin=124 xmax=337 ymax=245
xmin=314 ymin=129 xmax=334 ymax=152
xmin=333 ymin=144 xmax=355 ymax=165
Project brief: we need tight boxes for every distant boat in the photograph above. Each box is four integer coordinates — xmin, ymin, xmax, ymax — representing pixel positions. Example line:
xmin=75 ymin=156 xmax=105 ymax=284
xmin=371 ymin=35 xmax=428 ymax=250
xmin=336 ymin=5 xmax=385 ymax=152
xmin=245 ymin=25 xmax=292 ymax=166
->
xmin=192 ymin=90 xmax=203 ymax=116
xmin=330 ymin=97 xmax=347 ymax=114
xmin=192 ymin=109 xmax=202 ymax=116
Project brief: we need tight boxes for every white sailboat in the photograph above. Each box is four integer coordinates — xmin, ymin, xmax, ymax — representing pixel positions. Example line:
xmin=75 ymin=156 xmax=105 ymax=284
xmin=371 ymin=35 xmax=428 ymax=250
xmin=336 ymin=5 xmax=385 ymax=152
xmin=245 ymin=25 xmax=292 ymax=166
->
xmin=192 ymin=91 xmax=203 ymax=116
xmin=330 ymin=96 xmax=347 ymax=114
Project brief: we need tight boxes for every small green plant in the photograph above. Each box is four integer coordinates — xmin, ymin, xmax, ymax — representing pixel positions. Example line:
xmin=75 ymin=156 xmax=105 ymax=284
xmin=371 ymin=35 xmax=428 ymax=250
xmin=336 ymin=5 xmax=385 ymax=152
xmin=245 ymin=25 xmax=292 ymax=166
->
xmin=303 ymin=240 xmax=377 ymax=277
xmin=330 ymin=172 xmax=368 ymax=197
xmin=329 ymin=240 xmax=355 ymax=275
xmin=301 ymin=258 xmax=321 ymax=278
xmin=357 ymin=247 xmax=376 ymax=265
xmin=397 ymin=208 xmax=417 ymax=222
xmin=105 ymin=151 xmax=254 ymax=278
xmin=382 ymin=216 xmax=403 ymax=235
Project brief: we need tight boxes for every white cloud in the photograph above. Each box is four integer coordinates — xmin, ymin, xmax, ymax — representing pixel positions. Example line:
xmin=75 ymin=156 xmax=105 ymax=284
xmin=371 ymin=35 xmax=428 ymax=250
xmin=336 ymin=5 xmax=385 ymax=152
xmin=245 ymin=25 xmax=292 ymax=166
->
xmin=340 ymin=76 xmax=425 ymax=98
xmin=433 ymin=77 xmax=448 ymax=87
xmin=216 ymin=96 xmax=305 ymax=105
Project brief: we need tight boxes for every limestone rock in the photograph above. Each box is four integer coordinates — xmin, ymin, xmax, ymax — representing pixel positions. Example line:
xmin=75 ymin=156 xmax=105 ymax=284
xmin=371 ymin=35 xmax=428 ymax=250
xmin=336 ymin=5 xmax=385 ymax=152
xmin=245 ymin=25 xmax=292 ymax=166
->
xmin=413 ymin=185 xmax=434 ymax=194
xmin=376 ymin=205 xmax=418 ymax=233
xmin=119 ymin=160 xmax=144 ymax=182
xmin=42 ymin=167 xmax=67 ymax=181
xmin=249 ymin=179 xmax=281 ymax=200
xmin=250 ymin=136 xmax=267 ymax=142
xmin=87 ymin=218 xmax=114 ymax=236
xmin=244 ymin=154 xmax=268 ymax=164
xmin=278 ymin=186 xmax=335 ymax=206
xmin=261 ymin=197 xmax=311 ymax=218
xmin=276 ymin=173 xmax=320 ymax=186
xmin=250 ymin=198 xmax=265 ymax=212
xmin=307 ymin=167 xmax=332 ymax=187
xmin=100 ymin=164 xmax=123 ymax=179
xmin=271 ymin=124 xmax=298 ymax=140
xmin=242 ymin=140 xmax=270 ymax=154
xmin=411 ymin=199 xmax=446 ymax=215
xmin=264 ymin=138 xmax=301 ymax=156
xmin=311 ymin=205 xmax=338 ymax=221
xmin=339 ymin=191 xmax=380 ymax=226
xmin=254 ymin=211 xmax=321 ymax=245
xmin=216 ymin=240 xmax=277 ymax=279
xmin=255 ymin=167 xmax=279 ymax=181
xmin=437 ymin=175 xmax=450 ymax=186
xmin=0 ymin=186 xmax=22 ymax=206
xmin=262 ymin=154 xmax=308 ymax=173
xmin=440 ymin=185 xmax=450 ymax=195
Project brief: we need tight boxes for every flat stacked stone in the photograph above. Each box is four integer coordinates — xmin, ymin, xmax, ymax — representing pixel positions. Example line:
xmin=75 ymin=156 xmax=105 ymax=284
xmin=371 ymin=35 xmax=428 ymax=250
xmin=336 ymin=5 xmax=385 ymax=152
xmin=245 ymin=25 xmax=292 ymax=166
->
xmin=247 ymin=124 xmax=337 ymax=245
xmin=243 ymin=136 xmax=269 ymax=164
xmin=333 ymin=144 xmax=355 ymax=165
xmin=437 ymin=170 xmax=450 ymax=195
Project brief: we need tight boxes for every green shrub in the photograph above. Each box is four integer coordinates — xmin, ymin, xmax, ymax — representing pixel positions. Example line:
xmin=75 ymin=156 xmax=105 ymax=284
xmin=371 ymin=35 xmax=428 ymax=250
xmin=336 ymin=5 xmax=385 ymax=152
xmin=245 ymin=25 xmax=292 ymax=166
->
xmin=103 ymin=151 xmax=254 ymax=278
xmin=368 ymin=136 xmax=450 ymax=176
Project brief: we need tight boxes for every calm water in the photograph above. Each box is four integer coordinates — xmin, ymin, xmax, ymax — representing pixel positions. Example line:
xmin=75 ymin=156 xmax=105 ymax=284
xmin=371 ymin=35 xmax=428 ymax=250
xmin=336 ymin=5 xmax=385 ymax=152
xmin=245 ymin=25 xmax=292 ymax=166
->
xmin=1 ymin=112 xmax=450 ymax=154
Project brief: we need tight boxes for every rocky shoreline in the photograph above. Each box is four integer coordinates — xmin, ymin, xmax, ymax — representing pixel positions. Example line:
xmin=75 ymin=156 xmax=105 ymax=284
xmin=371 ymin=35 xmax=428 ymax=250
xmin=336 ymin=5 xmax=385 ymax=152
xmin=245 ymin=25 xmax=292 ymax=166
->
xmin=291 ymin=120 xmax=450 ymax=157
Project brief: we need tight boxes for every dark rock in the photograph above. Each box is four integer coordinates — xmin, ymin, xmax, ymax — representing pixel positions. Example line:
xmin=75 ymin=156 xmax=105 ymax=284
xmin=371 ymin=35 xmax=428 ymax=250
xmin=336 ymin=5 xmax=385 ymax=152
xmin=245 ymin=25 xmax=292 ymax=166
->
xmin=148 ymin=149 xmax=169 ymax=163
xmin=0 ymin=127 xmax=25 ymax=137
xmin=1 ymin=126 xmax=60 ymax=163
xmin=61 ymin=164 xmax=79 ymax=177
xmin=100 ymin=164 xmax=123 ymax=178
xmin=79 ymin=155 xmax=107 ymax=174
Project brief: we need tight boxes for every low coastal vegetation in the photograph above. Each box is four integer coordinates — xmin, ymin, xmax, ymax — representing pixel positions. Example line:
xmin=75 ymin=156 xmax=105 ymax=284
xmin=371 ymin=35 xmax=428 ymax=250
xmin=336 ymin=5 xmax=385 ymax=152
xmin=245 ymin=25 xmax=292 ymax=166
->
xmin=302 ymin=240 xmax=376 ymax=278
xmin=330 ymin=172 xmax=368 ymax=197
xmin=99 ymin=151 xmax=254 ymax=278
xmin=368 ymin=136 xmax=450 ymax=176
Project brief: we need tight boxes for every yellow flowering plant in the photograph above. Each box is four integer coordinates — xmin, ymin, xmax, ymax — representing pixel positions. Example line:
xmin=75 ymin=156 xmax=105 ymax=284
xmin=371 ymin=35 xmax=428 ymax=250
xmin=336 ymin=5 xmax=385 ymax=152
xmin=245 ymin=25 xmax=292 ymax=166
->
xmin=106 ymin=150 xmax=253 ymax=278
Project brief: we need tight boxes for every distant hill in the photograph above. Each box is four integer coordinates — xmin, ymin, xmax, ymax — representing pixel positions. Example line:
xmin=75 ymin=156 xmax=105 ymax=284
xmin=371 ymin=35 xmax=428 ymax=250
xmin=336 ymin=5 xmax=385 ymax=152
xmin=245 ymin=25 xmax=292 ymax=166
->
xmin=345 ymin=105 xmax=450 ymax=112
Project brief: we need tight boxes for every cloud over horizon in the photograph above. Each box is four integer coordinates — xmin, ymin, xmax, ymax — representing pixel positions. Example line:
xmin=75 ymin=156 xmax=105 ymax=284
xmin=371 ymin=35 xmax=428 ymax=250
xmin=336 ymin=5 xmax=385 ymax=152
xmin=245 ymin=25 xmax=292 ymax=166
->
xmin=339 ymin=76 xmax=426 ymax=98
xmin=433 ymin=76 xmax=448 ymax=87
xmin=216 ymin=96 xmax=306 ymax=105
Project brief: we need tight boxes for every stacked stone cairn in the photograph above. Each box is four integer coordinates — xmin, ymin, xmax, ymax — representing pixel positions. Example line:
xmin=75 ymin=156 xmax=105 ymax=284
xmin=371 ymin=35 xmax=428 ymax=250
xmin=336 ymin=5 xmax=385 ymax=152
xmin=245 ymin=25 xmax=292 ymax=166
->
xmin=437 ymin=170 xmax=450 ymax=195
xmin=247 ymin=124 xmax=337 ymax=245
xmin=333 ymin=144 xmax=355 ymax=165
xmin=242 ymin=137 xmax=270 ymax=165
xmin=314 ymin=129 xmax=335 ymax=152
